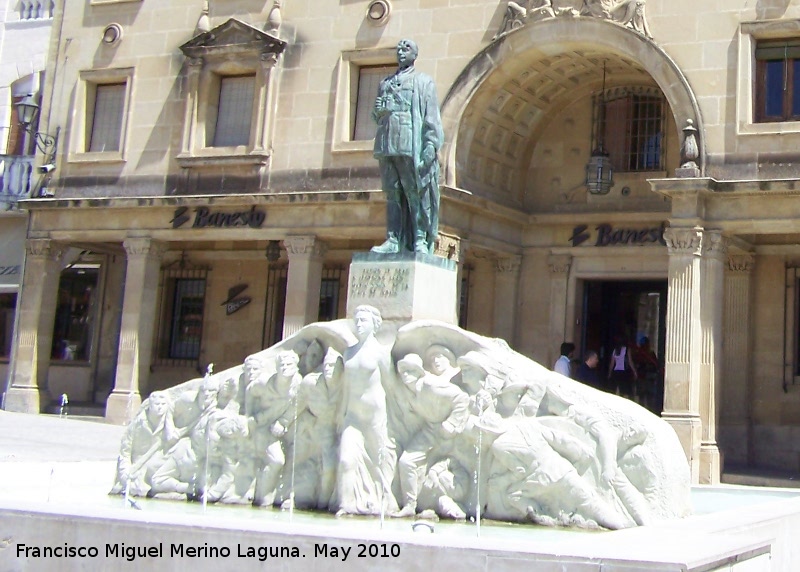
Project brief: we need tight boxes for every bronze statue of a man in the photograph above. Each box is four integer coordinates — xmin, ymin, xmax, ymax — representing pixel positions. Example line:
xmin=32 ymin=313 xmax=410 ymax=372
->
xmin=371 ymin=39 xmax=444 ymax=255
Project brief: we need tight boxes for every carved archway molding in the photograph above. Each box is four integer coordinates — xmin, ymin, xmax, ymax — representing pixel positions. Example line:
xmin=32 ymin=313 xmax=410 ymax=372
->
xmin=440 ymin=17 xmax=704 ymax=189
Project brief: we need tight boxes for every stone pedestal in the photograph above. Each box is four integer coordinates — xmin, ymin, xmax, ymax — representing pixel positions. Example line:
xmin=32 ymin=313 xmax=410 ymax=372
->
xmin=346 ymin=252 xmax=458 ymax=331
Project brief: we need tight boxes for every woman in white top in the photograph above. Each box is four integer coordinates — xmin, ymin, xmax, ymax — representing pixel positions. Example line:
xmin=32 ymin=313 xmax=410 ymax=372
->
xmin=607 ymin=336 xmax=638 ymax=399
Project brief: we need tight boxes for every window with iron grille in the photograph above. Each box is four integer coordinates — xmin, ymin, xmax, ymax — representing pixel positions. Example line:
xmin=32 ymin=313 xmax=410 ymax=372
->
xmin=263 ymin=264 xmax=288 ymax=348
xmin=459 ymin=263 xmax=472 ymax=330
xmin=755 ymin=39 xmax=800 ymax=123
xmin=0 ymin=293 xmax=17 ymax=359
xmin=591 ymin=87 xmax=665 ymax=172
xmin=319 ymin=266 xmax=344 ymax=322
xmin=156 ymin=262 xmax=209 ymax=367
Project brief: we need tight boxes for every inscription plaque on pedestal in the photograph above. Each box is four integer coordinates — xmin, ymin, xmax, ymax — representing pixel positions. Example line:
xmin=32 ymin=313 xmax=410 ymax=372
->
xmin=346 ymin=252 xmax=458 ymax=327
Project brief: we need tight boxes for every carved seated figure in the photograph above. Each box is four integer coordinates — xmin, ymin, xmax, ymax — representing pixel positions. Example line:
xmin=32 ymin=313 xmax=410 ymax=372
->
xmin=110 ymin=391 xmax=171 ymax=497
xmin=149 ymin=376 xmax=220 ymax=499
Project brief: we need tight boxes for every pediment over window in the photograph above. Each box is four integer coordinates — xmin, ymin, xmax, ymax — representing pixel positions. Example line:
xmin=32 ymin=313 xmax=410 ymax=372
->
xmin=180 ymin=18 xmax=286 ymax=60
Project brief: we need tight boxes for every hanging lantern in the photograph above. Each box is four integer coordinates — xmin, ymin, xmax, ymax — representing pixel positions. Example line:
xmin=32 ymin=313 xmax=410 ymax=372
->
xmin=265 ymin=240 xmax=281 ymax=262
xmin=585 ymin=147 xmax=614 ymax=195
xmin=585 ymin=61 xmax=614 ymax=195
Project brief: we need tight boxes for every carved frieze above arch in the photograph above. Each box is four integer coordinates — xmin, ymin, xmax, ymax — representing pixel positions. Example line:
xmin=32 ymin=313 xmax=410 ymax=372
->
xmin=496 ymin=0 xmax=652 ymax=41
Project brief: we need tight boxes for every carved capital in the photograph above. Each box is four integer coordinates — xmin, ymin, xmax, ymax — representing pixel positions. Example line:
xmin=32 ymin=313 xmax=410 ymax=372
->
xmin=727 ymin=254 xmax=754 ymax=274
xmin=25 ymin=238 xmax=53 ymax=258
xmin=284 ymin=235 xmax=327 ymax=258
xmin=495 ymin=255 xmax=521 ymax=274
xmin=547 ymin=254 xmax=571 ymax=275
xmin=123 ymin=238 xmax=167 ymax=258
xmin=663 ymin=227 xmax=702 ymax=256
xmin=260 ymin=51 xmax=279 ymax=67
xmin=702 ymin=230 xmax=728 ymax=261
xmin=434 ymin=233 xmax=462 ymax=262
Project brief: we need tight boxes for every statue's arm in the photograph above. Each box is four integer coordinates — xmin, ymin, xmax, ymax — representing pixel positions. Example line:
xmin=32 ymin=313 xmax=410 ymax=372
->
xmin=420 ymin=79 xmax=444 ymax=154
xmin=442 ymin=388 xmax=470 ymax=435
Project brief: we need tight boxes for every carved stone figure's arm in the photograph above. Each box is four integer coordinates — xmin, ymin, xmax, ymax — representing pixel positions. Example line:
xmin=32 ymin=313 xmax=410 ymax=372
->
xmin=442 ymin=388 xmax=470 ymax=436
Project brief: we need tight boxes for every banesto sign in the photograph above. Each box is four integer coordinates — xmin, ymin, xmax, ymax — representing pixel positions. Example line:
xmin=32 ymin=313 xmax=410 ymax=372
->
xmin=569 ymin=223 xmax=666 ymax=247
xmin=171 ymin=206 xmax=265 ymax=229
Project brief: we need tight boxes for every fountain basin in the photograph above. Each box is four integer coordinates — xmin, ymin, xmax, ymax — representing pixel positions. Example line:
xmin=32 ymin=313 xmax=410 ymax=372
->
xmin=0 ymin=460 xmax=795 ymax=571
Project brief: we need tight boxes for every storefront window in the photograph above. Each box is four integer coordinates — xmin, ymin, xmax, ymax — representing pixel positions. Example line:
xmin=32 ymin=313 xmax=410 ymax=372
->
xmin=0 ymin=293 xmax=16 ymax=359
xmin=51 ymin=267 xmax=99 ymax=361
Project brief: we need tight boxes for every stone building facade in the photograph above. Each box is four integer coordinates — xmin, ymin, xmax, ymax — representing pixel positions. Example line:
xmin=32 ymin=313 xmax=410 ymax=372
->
xmin=4 ymin=0 xmax=800 ymax=484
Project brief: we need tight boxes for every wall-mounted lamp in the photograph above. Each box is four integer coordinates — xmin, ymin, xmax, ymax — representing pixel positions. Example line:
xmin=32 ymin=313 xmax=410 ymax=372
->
xmin=585 ymin=62 xmax=614 ymax=195
xmin=265 ymin=240 xmax=281 ymax=262
xmin=15 ymin=94 xmax=59 ymax=160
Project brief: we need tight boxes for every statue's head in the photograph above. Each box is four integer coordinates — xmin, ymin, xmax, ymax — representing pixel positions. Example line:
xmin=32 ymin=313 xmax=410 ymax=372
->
xmin=425 ymin=344 xmax=456 ymax=376
xmin=322 ymin=347 xmax=344 ymax=382
xmin=354 ymin=305 xmax=382 ymax=339
xmin=396 ymin=39 xmax=419 ymax=67
xmin=397 ymin=353 xmax=425 ymax=386
xmin=198 ymin=376 xmax=220 ymax=409
xmin=276 ymin=350 xmax=300 ymax=379
xmin=243 ymin=355 xmax=265 ymax=384
xmin=147 ymin=391 xmax=171 ymax=417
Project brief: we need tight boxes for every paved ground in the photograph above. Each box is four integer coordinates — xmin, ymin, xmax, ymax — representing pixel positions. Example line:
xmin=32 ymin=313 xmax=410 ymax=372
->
xmin=0 ymin=410 xmax=124 ymax=462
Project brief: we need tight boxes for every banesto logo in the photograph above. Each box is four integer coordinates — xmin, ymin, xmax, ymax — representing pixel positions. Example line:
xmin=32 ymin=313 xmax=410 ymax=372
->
xmin=170 ymin=206 xmax=266 ymax=229
xmin=569 ymin=223 xmax=666 ymax=247
xmin=568 ymin=225 xmax=591 ymax=247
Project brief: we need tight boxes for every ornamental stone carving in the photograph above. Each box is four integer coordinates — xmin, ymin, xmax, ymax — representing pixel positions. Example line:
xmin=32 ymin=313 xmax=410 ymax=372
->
xmin=663 ymin=227 xmax=702 ymax=256
xmin=727 ymin=254 xmax=754 ymax=273
xmin=283 ymin=235 xmax=328 ymax=258
xmin=114 ymin=310 xmax=692 ymax=530
xmin=495 ymin=255 xmax=522 ymax=274
xmin=496 ymin=0 xmax=653 ymax=40
xmin=702 ymin=230 xmax=729 ymax=261
xmin=547 ymin=254 xmax=572 ymax=274
xmin=123 ymin=237 xmax=167 ymax=259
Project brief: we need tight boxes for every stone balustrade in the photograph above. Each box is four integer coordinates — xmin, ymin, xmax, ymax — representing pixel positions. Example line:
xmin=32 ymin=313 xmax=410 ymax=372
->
xmin=18 ymin=0 xmax=54 ymax=20
xmin=0 ymin=155 xmax=35 ymax=203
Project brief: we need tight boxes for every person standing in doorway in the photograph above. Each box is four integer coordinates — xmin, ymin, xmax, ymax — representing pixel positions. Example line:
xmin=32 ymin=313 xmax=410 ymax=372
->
xmin=608 ymin=336 xmax=637 ymax=400
xmin=574 ymin=350 xmax=600 ymax=389
xmin=553 ymin=342 xmax=575 ymax=379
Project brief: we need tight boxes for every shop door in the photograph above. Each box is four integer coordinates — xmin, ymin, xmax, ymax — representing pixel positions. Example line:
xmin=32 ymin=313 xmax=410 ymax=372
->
xmin=581 ymin=280 xmax=666 ymax=413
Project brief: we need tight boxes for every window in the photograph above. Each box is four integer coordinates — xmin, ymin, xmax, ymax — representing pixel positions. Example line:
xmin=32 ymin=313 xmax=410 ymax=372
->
xmin=178 ymin=19 xmax=286 ymax=167
xmin=591 ymin=88 xmax=665 ymax=172
xmin=211 ymin=75 xmax=255 ymax=147
xmin=318 ymin=266 xmax=344 ymax=321
xmin=459 ymin=264 xmax=472 ymax=330
xmin=169 ymin=279 xmax=206 ymax=360
xmin=156 ymin=262 xmax=209 ymax=366
xmin=262 ymin=264 xmax=287 ymax=348
xmin=51 ymin=267 xmax=99 ymax=362
xmin=352 ymin=65 xmax=395 ymax=141
xmin=69 ymin=68 xmax=134 ymax=162
xmin=332 ymin=48 xmax=396 ymax=152
xmin=88 ymin=83 xmax=126 ymax=152
xmin=0 ymin=293 xmax=16 ymax=359
xmin=755 ymin=39 xmax=800 ymax=122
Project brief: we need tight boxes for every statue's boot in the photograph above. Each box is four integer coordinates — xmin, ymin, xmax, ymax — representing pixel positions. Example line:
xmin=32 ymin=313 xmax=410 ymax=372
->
xmin=371 ymin=233 xmax=400 ymax=254
xmin=414 ymin=230 xmax=428 ymax=254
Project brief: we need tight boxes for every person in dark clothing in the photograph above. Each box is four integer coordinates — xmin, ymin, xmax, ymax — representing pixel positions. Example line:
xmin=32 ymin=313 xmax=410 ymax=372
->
xmin=574 ymin=350 xmax=600 ymax=389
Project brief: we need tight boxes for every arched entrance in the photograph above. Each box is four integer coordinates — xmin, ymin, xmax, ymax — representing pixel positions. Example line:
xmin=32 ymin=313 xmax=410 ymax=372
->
xmin=440 ymin=17 xmax=703 ymax=195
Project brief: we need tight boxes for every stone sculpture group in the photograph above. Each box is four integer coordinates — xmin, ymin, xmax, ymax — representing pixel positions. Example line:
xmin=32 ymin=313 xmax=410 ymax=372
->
xmin=112 ymin=306 xmax=691 ymax=530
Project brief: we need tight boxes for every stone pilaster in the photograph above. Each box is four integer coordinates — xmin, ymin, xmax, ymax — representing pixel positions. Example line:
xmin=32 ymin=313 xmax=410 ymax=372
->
xmin=698 ymin=230 xmax=727 ymax=484
xmin=106 ymin=238 xmax=166 ymax=424
xmin=467 ymin=254 xmax=496 ymax=337
xmin=282 ymin=235 xmax=327 ymax=339
xmin=662 ymin=227 xmax=727 ymax=484
xmin=721 ymin=253 xmax=754 ymax=465
xmin=493 ymin=255 xmax=521 ymax=345
xmin=547 ymin=254 xmax=572 ymax=367
xmin=4 ymin=239 xmax=63 ymax=413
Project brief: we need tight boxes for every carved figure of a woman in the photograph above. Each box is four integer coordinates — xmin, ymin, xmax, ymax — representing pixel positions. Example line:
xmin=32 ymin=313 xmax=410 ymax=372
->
xmin=334 ymin=305 xmax=398 ymax=516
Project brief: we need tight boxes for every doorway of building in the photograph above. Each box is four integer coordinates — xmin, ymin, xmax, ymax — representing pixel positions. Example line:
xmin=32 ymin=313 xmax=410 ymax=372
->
xmin=581 ymin=280 xmax=667 ymax=414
